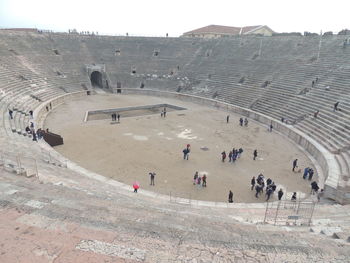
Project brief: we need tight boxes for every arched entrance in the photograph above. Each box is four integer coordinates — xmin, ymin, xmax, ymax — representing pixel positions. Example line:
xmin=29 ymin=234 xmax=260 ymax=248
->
xmin=90 ymin=71 xmax=103 ymax=88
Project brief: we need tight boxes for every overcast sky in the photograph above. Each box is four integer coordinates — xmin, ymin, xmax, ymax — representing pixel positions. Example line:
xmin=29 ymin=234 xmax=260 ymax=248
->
xmin=0 ymin=0 xmax=349 ymax=36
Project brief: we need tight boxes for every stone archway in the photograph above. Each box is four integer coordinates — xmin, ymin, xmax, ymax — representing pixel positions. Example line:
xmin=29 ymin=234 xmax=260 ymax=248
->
xmin=90 ymin=71 xmax=103 ymax=88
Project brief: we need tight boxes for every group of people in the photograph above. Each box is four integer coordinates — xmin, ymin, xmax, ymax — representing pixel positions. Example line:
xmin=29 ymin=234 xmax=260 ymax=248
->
xmin=251 ymin=174 xmax=282 ymax=201
xmin=302 ymin=167 xmax=315 ymax=181
xmin=221 ymin=148 xmax=244 ymax=163
xmin=9 ymin=108 xmax=34 ymax=120
xmin=291 ymin=158 xmax=321 ymax=201
xmin=25 ymin=122 xmax=49 ymax=142
xmin=239 ymin=117 xmax=249 ymax=127
xmin=250 ymin=173 xmax=299 ymax=202
xmin=132 ymin=115 xmax=321 ymax=204
xmin=294 ymin=160 xmax=315 ymax=182
xmin=111 ymin=113 xmax=120 ymax=122
xmin=193 ymin=171 xmax=207 ymax=187
xmin=160 ymin=107 xmax=167 ymax=118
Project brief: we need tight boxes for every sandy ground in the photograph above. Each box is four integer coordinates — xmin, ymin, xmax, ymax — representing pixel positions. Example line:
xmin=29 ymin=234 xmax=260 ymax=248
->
xmin=44 ymin=94 xmax=317 ymax=203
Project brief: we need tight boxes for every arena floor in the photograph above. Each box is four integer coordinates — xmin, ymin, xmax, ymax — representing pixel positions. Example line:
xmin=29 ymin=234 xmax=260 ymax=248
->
xmin=44 ymin=94 xmax=317 ymax=203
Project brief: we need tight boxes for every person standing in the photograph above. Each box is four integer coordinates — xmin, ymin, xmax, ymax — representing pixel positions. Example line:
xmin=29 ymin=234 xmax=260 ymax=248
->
xmin=266 ymin=187 xmax=273 ymax=201
xmin=303 ymin=167 xmax=309 ymax=179
xmin=163 ymin=107 xmax=167 ymax=118
xmin=226 ymin=115 xmax=230 ymax=123
xmin=314 ymin=110 xmax=319 ymax=119
xmin=255 ymin=185 xmax=262 ymax=198
xmin=197 ymin=176 xmax=201 ymax=187
xmin=308 ymin=168 xmax=314 ymax=181
xmin=239 ymin=117 xmax=243 ymax=126
xmin=221 ymin=151 xmax=226 ymax=162
xmin=183 ymin=147 xmax=190 ymax=160
xmin=9 ymin=109 xmax=13 ymax=119
xmin=251 ymin=176 xmax=256 ymax=190
xmin=228 ymin=151 xmax=233 ymax=162
xmin=202 ymin=174 xmax=207 ymax=187
xmin=133 ymin=182 xmax=139 ymax=193
xmin=292 ymin=159 xmax=298 ymax=172
xmin=334 ymin=101 xmax=339 ymax=111
xmin=311 ymin=181 xmax=319 ymax=195
xmin=253 ymin=149 xmax=258 ymax=160
xmin=149 ymin=172 xmax=155 ymax=186
xmin=193 ymin=172 xmax=198 ymax=185
xmin=228 ymin=190 xmax=233 ymax=203
xmin=244 ymin=118 xmax=248 ymax=127
xmin=278 ymin=189 xmax=284 ymax=200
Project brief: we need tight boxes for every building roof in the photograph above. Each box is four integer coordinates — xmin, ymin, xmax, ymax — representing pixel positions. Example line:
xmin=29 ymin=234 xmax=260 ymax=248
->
xmin=183 ymin=25 xmax=271 ymax=36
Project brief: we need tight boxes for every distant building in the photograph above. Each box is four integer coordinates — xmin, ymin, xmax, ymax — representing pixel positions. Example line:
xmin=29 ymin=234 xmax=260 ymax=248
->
xmin=182 ymin=25 xmax=274 ymax=38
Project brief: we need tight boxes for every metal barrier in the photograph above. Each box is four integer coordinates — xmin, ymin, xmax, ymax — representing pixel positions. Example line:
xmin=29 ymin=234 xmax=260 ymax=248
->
xmin=264 ymin=200 xmax=316 ymax=226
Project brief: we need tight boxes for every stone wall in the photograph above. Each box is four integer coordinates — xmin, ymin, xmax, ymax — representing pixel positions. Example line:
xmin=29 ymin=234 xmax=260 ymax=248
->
xmin=34 ymin=91 xmax=88 ymax=129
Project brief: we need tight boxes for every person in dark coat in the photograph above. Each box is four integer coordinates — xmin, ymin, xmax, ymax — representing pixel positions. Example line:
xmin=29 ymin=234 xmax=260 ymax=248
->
xmin=9 ymin=109 xmax=13 ymax=119
xmin=311 ymin=181 xmax=319 ymax=194
xmin=255 ymin=185 xmax=262 ymax=198
xmin=269 ymin=123 xmax=273 ymax=132
xmin=271 ymin=183 xmax=277 ymax=192
xmin=334 ymin=101 xmax=339 ymax=111
xmin=253 ymin=149 xmax=258 ymax=160
xmin=228 ymin=190 xmax=233 ymax=203
xmin=251 ymin=176 xmax=256 ymax=190
xmin=149 ymin=172 xmax=155 ymax=186
xmin=226 ymin=115 xmax=230 ymax=123
xmin=303 ymin=167 xmax=309 ymax=179
xmin=32 ymin=131 xmax=37 ymax=142
xmin=308 ymin=168 xmax=314 ymax=181
xmin=266 ymin=187 xmax=273 ymax=201
xmin=183 ymin=148 xmax=190 ymax=160
xmin=291 ymin=192 xmax=297 ymax=201
xmin=266 ymin=178 xmax=272 ymax=186
xmin=239 ymin=117 xmax=243 ymax=126
xmin=221 ymin=151 xmax=226 ymax=162
xmin=278 ymin=189 xmax=284 ymax=200
xmin=228 ymin=151 xmax=233 ymax=162
xmin=292 ymin=159 xmax=298 ymax=172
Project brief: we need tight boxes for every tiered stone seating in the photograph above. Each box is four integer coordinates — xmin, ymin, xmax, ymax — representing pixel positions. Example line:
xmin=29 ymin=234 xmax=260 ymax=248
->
xmin=0 ymin=30 xmax=349 ymax=203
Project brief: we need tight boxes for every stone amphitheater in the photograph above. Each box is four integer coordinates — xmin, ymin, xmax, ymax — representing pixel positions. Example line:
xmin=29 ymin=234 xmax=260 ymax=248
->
xmin=0 ymin=30 xmax=350 ymax=262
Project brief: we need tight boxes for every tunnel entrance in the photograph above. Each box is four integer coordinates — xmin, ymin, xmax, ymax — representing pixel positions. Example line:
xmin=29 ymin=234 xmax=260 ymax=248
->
xmin=90 ymin=71 xmax=103 ymax=88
